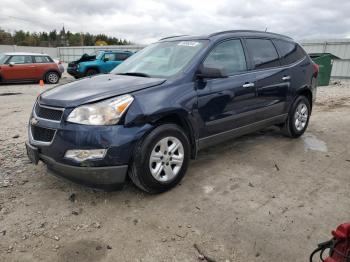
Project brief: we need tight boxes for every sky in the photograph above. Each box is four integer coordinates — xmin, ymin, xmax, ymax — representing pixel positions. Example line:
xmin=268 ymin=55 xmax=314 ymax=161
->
xmin=0 ymin=0 xmax=350 ymax=44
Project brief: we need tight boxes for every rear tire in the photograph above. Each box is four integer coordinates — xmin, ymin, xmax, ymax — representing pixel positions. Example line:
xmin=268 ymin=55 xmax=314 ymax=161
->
xmin=282 ymin=96 xmax=311 ymax=138
xmin=129 ymin=124 xmax=190 ymax=193
xmin=86 ymin=69 xmax=98 ymax=76
xmin=45 ymin=71 xmax=60 ymax=84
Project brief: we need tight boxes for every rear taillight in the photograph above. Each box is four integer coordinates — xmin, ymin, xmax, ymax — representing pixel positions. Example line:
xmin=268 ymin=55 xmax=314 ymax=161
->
xmin=313 ymin=63 xmax=319 ymax=78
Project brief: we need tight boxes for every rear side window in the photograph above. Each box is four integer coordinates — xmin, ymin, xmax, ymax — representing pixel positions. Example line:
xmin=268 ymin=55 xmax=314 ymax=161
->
xmin=8 ymin=55 xmax=32 ymax=64
xmin=245 ymin=38 xmax=280 ymax=69
xmin=273 ymin=39 xmax=305 ymax=65
xmin=115 ymin=53 xmax=129 ymax=61
xmin=203 ymin=39 xmax=247 ymax=76
xmin=34 ymin=56 xmax=52 ymax=63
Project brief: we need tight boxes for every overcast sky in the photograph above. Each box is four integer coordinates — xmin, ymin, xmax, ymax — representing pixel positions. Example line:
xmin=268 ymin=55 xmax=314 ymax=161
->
xmin=1 ymin=0 xmax=349 ymax=44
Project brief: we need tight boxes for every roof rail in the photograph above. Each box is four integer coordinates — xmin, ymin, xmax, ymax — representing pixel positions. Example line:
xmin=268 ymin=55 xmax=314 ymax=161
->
xmin=101 ymin=50 xmax=132 ymax=52
xmin=159 ymin=35 xmax=189 ymax=41
xmin=209 ymin=30 xmax=292 ymax=39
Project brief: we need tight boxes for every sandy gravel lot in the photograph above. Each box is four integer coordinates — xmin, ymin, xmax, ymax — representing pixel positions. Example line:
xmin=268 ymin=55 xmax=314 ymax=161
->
xmin=0 ymin=78 xmax=350 ymax=262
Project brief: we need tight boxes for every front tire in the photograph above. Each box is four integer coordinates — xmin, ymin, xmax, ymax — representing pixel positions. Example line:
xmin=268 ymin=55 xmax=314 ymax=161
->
xmin=129 ymin=124 xmax=190 ymax=193
xmin=86 ymin=68 xmax=98 ymax=76
xmin=45 ymin=71 xmax=60 ymax=84
xmin=282 ymin=96 xmax=311 ymax=138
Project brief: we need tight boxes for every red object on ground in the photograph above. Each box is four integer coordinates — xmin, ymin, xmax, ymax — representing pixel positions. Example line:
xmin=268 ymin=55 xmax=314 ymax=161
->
xmin=310 ymin=223 xmax=350 ymax=262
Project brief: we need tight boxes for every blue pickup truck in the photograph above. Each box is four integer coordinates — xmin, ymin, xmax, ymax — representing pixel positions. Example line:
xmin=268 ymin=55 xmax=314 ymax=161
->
xmin=67 ymin=50 xmax=133 ymax=78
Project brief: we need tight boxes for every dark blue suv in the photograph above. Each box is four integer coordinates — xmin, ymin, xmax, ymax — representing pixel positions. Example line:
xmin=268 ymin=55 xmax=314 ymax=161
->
xmin=25 ymin=30 xmax=318 ymax=193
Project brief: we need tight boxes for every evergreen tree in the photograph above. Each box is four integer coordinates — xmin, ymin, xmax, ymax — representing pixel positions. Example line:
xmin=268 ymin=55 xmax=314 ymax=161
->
xmin=0 ymin=27 xmax=132 ymax=47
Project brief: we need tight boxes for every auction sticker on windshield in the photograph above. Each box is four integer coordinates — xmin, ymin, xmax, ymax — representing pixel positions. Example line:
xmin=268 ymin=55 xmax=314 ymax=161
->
xmin=178 ymin=41 xmax=200 ymax=47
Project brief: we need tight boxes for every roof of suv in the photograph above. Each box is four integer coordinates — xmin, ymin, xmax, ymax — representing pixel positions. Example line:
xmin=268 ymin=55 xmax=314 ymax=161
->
xmin=100 ymin=50 xmax=133 ymax=54
xmin=4 ymin=52 xmax=49 ymax=56
xmin=159 ymin=30 xmax=293 ymax=42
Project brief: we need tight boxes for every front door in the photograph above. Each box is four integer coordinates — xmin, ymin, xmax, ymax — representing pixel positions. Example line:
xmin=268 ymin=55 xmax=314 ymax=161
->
xmin=2 ymin=55 xmax=36 ymax=81
xmin=196 ymin=39 xmax=258 ymax=143
xmin=103 ymin=53 xmax=120 ymax=73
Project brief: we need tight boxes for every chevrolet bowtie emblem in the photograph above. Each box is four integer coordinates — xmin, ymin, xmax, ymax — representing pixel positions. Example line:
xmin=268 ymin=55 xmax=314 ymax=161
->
xmin=30 ymin=117 xmax=39 ymax=126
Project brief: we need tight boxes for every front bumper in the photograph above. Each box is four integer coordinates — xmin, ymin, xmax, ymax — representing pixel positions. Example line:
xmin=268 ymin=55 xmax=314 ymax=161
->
xmin=26 ymin=140 xmax=129 ymax=190
xmin=67 ymin=68 xmax=84 ymax=78
xmin=26 ymin=102 xmax=153 ymax=190
xmin=41 ymin=154 xmax=128 ymax=190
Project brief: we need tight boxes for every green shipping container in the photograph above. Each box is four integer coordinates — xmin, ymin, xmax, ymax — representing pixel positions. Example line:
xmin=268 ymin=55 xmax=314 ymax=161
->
xmin=309 ymin=53 xmax=339 ymax=86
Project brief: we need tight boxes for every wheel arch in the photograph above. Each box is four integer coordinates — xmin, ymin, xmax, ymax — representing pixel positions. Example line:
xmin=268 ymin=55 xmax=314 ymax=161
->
xmin=42 ymin=69 xmax=61 ymax=81
xmin=150 ymin=112 xmax=198 ymax=159
xmin=85 ymin=66 xmax=100 ymax=74
xmin=296 ymin=87 xmax=313 ymax=112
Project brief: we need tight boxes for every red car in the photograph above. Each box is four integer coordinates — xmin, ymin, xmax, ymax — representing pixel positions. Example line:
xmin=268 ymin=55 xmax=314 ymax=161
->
xmin=0 ymin=52 xmax=61 ymax=84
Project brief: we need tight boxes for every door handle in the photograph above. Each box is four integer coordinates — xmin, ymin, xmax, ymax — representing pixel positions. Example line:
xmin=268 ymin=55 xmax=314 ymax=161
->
xmin=242 ymin=82 xmax=255 ymax=88
xmin=282 ymin=76 xmax=291 ymax=81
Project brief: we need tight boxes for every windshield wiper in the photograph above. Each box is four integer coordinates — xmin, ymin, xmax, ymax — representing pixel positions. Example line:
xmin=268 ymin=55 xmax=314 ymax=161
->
xmin=117 ymin=72 xmax=150 ymax=78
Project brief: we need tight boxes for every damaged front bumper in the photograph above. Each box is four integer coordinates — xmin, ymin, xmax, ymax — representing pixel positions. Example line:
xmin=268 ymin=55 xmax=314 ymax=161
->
xmin=67 ymin=68 xmax=84 ymax=78
xmin=26 ymin=105 xmax=153 ymax=190
xmin=25 ymin=138 xmax=129 ymax=190
xmin=41 ymin=153 xmax=128 ymax=190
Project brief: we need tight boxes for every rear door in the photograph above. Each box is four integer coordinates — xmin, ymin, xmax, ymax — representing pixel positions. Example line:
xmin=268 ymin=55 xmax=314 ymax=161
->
xmin=244 ymin=38 xmax=289 ymax=121
xmin=1 ymin=55 xmax=36 ymax=81
xmin=33 ymin=56 xmax=54 ymax=79
xmin=115 ymin=53 xmax=130 ymax=64
xmin=196 ymin=39 xmax=258 ymax=138
xmin=272 ymin=39 xmax=309 ymax=98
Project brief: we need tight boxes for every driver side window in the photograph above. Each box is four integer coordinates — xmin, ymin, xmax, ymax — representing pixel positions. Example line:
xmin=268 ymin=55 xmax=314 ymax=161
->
xmin=104 ymin=53 xmax=116 ymax=61
xmin=203 ymin=39 xmax=247 ymax=76
xmin=8 ymin=55 xmax=32 ymax=64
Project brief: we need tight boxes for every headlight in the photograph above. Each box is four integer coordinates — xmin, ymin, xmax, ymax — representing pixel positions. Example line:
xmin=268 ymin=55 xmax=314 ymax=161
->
xmin=67 ymin=94 xmax=134 ymax=125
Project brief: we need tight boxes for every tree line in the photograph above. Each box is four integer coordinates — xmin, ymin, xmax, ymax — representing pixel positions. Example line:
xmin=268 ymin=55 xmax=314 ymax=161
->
xmin=0 ymin=28 xmax=131 ymax=47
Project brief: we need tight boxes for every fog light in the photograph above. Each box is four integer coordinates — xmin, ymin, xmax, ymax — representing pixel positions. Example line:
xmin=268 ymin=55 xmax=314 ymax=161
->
xmin=64 ymin=149 xmax=107 ymax=162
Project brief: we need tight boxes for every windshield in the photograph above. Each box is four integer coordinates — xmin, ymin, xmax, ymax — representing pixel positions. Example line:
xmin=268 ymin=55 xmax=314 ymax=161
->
xmin=95 ymin=51 xmax=104 ymax=60
xmin=111 ymin=40 xmax=208 ymax=78
xmin=0 ymin=54 xmax=8 ymax=64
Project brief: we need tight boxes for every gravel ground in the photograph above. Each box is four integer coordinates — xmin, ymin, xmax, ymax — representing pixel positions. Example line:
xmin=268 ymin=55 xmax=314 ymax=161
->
xmin=0 ymin=78 xmax=350 ymax=262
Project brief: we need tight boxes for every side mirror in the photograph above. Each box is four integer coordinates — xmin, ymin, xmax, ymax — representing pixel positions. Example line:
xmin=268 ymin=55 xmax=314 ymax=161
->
xmin=9 ymin=62 xmax=15 ymax=67
xmin=103 ymin=58 xmax=109 ymax=62
xmin=196 ymin=66 xmax=227 ymax=79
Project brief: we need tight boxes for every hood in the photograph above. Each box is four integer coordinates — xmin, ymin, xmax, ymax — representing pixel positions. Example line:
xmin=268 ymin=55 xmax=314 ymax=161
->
xmin=39 ymin=74 xmax=166 ymax=107
xmin=68 ymin=54 xmax=96 ymax=66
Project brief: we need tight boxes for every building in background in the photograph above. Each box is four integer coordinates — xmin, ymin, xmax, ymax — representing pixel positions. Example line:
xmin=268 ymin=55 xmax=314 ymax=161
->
xmin=301 ymin=39 xmax=350 ymax=79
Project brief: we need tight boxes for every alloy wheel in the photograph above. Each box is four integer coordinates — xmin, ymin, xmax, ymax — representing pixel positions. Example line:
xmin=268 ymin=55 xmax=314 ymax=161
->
xmin=47 ymin=73 xmax=58 ymax=84
xmin=294 ymin=102 xmax=309 ymax=131
xmin=149 ymin=136 xmax=184 ymax=182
